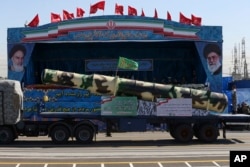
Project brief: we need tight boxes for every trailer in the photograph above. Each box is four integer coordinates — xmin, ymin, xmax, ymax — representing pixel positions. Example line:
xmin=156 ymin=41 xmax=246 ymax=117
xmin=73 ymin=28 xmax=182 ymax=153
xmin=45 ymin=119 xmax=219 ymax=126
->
xmin=1 ymin=15 xmax=250 ymax=144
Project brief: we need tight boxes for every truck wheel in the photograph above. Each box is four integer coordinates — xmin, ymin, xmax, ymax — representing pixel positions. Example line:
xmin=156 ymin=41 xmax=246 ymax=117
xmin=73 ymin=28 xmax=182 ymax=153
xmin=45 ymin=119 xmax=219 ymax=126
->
xmin=51 ymin=126 xmax=70 ymax=144
xmin=0 ymin=127 xmax=14 ymax=144
xmin=169 ymin=126 xmax=176 ymax=139
xmin=74 ymin=126 xmax=94 ymax=144
xmin=173 ymin=124 xmax=193 ymax=143
xmin=198 ymin=124 xmax=218 ymax=143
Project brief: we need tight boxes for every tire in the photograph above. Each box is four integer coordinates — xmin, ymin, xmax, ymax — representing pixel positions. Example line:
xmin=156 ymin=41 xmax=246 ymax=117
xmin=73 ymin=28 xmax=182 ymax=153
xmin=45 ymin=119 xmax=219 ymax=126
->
xmin=74 ymin=126 xmax=94 ymax=144
xmin=169 ymin=125 xmax=176 ymax=139
xmin=0 ymin=127 xmax=15 ymax=144
xmin=50 ymin=126 xmax=70 ymax=144
xmin=173 ymin=124 xmax=193 ymax=143
xmin=198 ymin=124 xmax=218 ymax=143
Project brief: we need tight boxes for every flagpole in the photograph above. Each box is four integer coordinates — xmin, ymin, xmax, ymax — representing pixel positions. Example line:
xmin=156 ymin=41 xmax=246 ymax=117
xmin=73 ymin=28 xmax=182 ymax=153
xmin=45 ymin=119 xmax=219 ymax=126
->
xmin=115 ymin=68 xmax=118 ymax=77
xmin=89 ymin=4 xmax=91 ymax=17
xmin=116 ymin=57 xmax=120 ymax=77
xmin=115 ymin=61 xmax=119 ymax=77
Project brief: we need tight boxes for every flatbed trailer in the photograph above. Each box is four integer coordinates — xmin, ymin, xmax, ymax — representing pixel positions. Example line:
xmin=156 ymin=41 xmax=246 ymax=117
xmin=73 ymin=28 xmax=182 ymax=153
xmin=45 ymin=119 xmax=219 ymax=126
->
xmin=1 ymin=78 xmax=250 ymax=144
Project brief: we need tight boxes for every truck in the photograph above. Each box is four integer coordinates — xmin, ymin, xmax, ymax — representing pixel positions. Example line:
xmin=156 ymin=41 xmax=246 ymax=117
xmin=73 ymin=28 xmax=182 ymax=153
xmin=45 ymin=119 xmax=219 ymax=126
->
xmin=1 ymin=15 xmax=250 ymax=144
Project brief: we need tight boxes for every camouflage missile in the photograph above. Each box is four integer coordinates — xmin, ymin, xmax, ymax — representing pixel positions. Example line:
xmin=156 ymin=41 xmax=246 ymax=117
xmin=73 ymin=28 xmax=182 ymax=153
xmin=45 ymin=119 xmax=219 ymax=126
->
xmin=41 ymin=69 xmax=228 ymax=113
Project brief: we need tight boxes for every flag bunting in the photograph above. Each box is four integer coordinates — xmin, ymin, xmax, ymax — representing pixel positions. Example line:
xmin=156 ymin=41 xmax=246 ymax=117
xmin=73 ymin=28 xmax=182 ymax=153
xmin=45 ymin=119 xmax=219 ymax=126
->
xmin=141 ymin=9 xmax=145 ymax=17
xmin=128 ymin=6 xmax=137 ymax=16
xmin=90 ymin=0 xmax=105 ymax=14
xmin=77 ymin=7 xmax=85 ymax=17
xmin=191 ymin=14 xmax=202 ymax=26
xmin=115 ymin=3 xmax=124 ymax=15
xmin=27 ymin=14 xmax=39 ymax=27
xmin=167 ymin=11 xmax=172 ymax=21
xmin=154 ymin=8 xmax=158 ymax=19
xmin=63 ymin=10 xmax=74 ymax=20
xmin=179 ymin=12 xmax=191 ymax=25
xmin=51 ymin=13 xmax=61 ymax=23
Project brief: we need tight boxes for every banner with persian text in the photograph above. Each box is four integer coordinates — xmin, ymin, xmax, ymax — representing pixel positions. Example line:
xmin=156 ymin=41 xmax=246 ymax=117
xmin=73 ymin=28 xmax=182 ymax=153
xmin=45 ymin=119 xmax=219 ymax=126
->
xmin=101 ymin=96 xmax=138 ymax=116
xmin=85 ymin=59 xmax=153 ymax=71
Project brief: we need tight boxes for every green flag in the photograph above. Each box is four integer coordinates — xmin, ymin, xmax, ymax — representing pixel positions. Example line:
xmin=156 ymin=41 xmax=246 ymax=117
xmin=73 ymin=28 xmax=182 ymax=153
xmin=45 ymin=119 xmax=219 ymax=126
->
xmin=117 ymin=57 xmax=138 ymax=70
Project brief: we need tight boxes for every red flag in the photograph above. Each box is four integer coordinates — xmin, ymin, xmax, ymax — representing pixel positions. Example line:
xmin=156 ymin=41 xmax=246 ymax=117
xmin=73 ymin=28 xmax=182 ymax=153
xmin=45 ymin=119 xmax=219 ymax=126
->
xmin=76 ymin=7 xmax=85 ymax=17
xmin=128 ymin=6 xmax=137 ymax=16
xmin=27 ymin=14 xmax=39 ymax=27
xmin=191 ymin=14 xmax=202 ymax=26
xmin=90 ymin=1 xmax=105 ymax=14
xmin=90 ymin=6 xmax=98 ymax=14
xmin=154 ymin=8 xmax=158 ymax=18
xmin=63 ymin=10 xmax=74 ymax=20
xmin=51 ymin=13 xmax=61 ymax=23
xmin=167 ymin=11 xmax=172 ymax=21
xmin=179 ymin=12 xmax=191 ymax=25
xmin=141 ymin=9 xmax=145 ymax=17
xmin=115 ymin=3 xmax=124 ymax=15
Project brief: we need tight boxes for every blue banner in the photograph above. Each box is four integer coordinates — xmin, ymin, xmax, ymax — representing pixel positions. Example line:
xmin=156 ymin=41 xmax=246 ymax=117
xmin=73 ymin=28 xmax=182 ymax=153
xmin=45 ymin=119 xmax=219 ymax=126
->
xmin=23 ymin=88 xmax=102 ymax=116
xmin=24 ymin=88 xmax=101 ymax=102
xmin=85 ymin=59 xmax=153 ymax=71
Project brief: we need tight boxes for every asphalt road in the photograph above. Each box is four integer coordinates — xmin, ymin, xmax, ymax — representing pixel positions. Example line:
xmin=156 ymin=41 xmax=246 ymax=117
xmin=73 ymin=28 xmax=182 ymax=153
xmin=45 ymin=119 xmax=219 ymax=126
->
xmin=0 ymin=130 xmax=250 ymax=167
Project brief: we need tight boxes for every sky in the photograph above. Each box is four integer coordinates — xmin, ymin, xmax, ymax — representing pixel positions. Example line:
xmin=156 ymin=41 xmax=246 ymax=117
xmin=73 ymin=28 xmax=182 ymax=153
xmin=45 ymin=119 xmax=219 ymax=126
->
xmin=1 ymin=0 xmax=250 ymax=77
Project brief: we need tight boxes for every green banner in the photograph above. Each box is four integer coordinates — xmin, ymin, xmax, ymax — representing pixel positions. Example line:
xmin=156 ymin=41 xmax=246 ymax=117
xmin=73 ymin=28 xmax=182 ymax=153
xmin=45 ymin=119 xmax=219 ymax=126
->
xmin=118 ymin=57 xmax=138 ymax=70
xmin=101 ymin=96 xmax=138 ymax=116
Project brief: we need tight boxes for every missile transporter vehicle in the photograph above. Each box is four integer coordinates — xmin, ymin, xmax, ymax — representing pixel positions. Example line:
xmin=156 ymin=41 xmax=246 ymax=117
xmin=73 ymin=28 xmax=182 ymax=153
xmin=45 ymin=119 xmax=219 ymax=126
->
xmin=2 ymin=15 xmax=250 ymax=144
